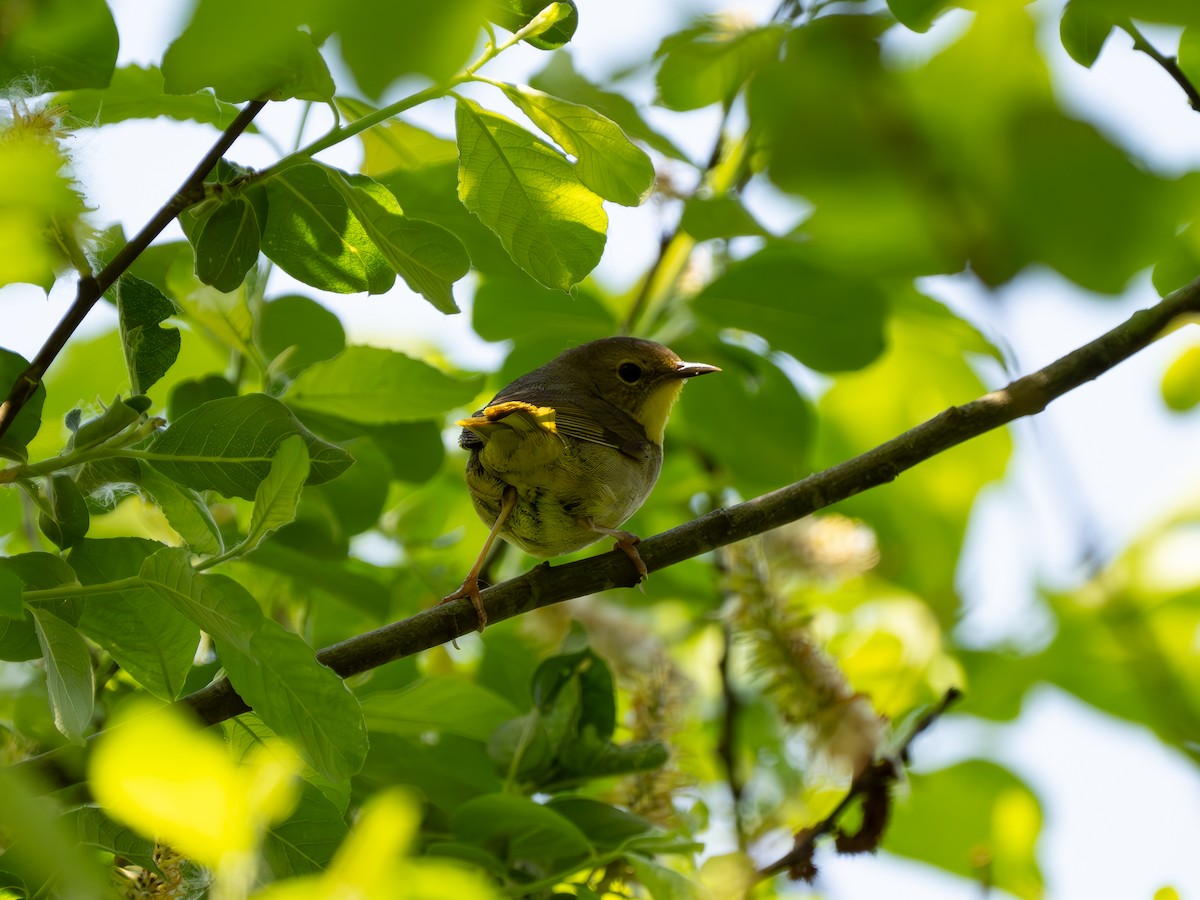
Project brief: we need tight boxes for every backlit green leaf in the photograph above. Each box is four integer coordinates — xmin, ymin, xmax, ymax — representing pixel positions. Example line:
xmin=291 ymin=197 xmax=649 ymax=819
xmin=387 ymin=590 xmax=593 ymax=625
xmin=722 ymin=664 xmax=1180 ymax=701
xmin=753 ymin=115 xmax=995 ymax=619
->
xmin=244 ymin=435 xmax=310 ymax=553
xmin=0 ymin=0 xmax=117 ymax=91
xmin=117 ymin=275 xmax=181 ymax=395
xmin=1059 ymin=1 xmax=1114 ymax=67
xmin=487 ymin=0 xmax=579 ymax=50
xmin=1162 ymin=344 xmax=1200 ymax=412
xmin=31 ymin=608 xmax=94 ymax=742
xmin=261 ymin=295 xmax=346 ymax=378
xmin=137 ymin=462 xmax=225 ymax=556
xmin=0 ymin=349 xmax=45 ymax=461
xmin=655 ymin=20 xmax=784 ymax=111
xmin=338 ymin=99 xmax=459 ymax=176
xmin=54 ymin=65 xmax=248 ymax=129
xmin=327 ymin=169 xmax=470 ymax=313
xmin=261 ymin=163 xmax=395 ymax=294
xmin=501 ymin=84 xmax=654 ymax=206
xmin=456 ymin=97 xmax=607 ymax=290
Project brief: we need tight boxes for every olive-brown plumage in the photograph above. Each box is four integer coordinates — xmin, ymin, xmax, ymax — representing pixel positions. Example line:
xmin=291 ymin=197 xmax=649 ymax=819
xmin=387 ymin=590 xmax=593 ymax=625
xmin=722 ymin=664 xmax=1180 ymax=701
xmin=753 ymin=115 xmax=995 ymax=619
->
xmin=443 ymin=337 xmax=719 ymax=629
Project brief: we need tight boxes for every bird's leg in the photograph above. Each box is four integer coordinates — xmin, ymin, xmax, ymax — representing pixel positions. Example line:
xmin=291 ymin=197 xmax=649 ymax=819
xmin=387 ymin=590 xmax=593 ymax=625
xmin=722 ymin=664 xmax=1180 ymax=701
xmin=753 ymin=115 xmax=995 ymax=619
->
xmin=441 ymin=485 xmax=517 ymax=632
xmin=580 ymin=519 xmax=648 ymax=584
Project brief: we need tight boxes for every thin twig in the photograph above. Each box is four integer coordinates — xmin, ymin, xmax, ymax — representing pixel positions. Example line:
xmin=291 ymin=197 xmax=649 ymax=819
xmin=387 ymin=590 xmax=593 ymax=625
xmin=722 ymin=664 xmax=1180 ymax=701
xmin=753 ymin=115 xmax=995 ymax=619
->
xmin=1120 ymin=20 xmax=1200 ymax=111
xmin=756 ymin=687 xmax=963 ymax=880
xmin=0 ymin=99 xmax=267 ymax=442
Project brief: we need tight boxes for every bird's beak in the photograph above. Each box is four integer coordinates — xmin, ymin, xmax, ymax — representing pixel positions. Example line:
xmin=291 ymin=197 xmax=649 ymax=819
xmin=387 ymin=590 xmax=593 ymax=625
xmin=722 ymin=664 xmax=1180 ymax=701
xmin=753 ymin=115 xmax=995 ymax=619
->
xmin=674 ymin=361 xmax=721 ymax=379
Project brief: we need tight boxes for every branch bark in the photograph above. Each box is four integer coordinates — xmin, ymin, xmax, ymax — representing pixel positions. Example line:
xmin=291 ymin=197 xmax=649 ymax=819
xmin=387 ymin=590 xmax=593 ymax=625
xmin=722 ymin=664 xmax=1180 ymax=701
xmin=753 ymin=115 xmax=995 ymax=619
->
xmin=0 ymin=99 xmax=267 ymax=441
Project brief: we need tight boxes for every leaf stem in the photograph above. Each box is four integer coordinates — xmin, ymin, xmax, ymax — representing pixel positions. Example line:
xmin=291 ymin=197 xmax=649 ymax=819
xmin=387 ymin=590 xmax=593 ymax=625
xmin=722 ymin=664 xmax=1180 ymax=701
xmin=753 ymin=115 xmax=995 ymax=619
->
xmin=1118 ymin=19 xmax=1200 ymax=111
xmin=23 ymin=576 xmax=145 ymax=602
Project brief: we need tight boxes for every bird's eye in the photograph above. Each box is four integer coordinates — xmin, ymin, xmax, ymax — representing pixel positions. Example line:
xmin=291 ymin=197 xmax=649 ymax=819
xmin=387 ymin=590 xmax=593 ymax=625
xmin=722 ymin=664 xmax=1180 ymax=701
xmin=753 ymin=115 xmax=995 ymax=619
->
xmin=617 ymin=362 xmax=643 ymax=383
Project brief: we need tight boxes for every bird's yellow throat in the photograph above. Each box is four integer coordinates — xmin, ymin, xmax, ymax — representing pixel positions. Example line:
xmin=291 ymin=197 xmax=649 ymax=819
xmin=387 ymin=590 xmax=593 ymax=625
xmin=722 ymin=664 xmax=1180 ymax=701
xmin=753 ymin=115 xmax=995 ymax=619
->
xmin=638 ymin=379 xmax=687 ymax=444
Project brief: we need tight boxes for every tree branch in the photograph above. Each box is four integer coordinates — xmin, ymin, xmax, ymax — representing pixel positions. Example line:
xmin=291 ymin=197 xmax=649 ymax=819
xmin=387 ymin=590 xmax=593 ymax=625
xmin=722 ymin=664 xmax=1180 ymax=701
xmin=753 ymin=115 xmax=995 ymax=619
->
xmin=181 ymin=273 xmax=1200 ymax=724
xmin=756 ymin=687 xmax=963 ymax=881
xmin=0 ymin=99 xmax=267 ymax=441
xmin=1120 ymin=20 xmax=1200 ymax=112
xmin=16 ymin=274 xmax=1200 ymax=786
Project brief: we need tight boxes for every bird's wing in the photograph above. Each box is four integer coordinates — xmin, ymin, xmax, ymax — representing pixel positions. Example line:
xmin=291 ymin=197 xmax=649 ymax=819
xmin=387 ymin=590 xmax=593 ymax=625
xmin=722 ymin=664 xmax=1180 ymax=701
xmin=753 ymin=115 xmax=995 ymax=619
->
xmin=551 ymin=404 xmax=654 ymax=462
xmin=457 ymin=401 xmax=558 ymax=449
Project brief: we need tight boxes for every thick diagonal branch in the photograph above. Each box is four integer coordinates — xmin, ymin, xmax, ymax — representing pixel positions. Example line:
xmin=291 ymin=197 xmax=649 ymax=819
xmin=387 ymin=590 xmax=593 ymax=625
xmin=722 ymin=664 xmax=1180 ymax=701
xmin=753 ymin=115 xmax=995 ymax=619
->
xmin=181 ymin=274 xmax=1200 ymax=725
xmin=0 ymin=99 xmax=267 ymax=441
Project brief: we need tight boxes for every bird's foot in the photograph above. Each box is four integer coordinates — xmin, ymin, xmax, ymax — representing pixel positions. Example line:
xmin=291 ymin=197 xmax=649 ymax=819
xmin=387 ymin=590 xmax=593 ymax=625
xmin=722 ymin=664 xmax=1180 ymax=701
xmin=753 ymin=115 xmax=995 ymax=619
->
xmin=440 ymin=576 xmax=488 ymax=632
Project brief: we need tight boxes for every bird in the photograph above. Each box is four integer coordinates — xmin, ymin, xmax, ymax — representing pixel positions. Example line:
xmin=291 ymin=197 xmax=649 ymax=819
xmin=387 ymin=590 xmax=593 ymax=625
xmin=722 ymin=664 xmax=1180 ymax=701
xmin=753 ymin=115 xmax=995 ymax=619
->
xmin=442 ymin=336 xmax=720 ymax=630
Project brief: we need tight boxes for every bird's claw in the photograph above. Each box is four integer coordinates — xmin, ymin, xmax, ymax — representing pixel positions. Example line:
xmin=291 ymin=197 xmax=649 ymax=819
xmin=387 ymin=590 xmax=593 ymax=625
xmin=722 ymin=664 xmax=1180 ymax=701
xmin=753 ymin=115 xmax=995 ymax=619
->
xmin=440 ymin=578 xmax=488 ymax=632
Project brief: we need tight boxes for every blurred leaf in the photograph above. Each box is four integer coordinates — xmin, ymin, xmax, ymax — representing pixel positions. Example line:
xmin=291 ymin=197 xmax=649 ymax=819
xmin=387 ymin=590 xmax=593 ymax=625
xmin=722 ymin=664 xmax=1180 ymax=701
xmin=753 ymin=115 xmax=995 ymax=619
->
xmin=327 ymin=0 xmax=487 ymax=96
xmin=1181 ymin=27 xmax=1200 ymax=87
xmin=0 ymin=569 xmax=21 ymax=619
xmin=679 ymin=196 xmax=770 ymax=241
xmin=165 ymin=251 xmax=257 ymax=358
xmin=117 ymin=275 xmax=181 ymax=395
xmin=0 ymin=348 xmax=45 ymax=460
xmin=487 ymin=0 xmax=579 ymax=50
xmin=452 ymin=794 xmax=592 ymax=865
xmin=886 ymin=760 xmax=1042 ymax=900
xmin=36 ymin=474 xmax=89 ymax=549
xmin=338 ymin=99 xmax=459 ymax=176
xmin=167 ymin=374 xmax=238 ymax=421
xmin=261 ymin=162 xmax=395 ymax=295
xmin=261 ymin=294 xmax=346 ymax=378
xmin=0 ymin=135 xmax=84 ymax=290
xmin=145 ymin=394 xmax=354 ymax=500
xmin=694 ymin=243 xmax=887 ymax=372
xmin=456 ymin=97 xmax=607 ymax=291
xmin=284 ymin=346 xmax=482 ymax=424
xmin=1069 ymin=0 xmax=1200 ymax=27
xmin=628 ymin=856 xmax=705 ymax=900
xmin=472 ymin=275 xmax=613 ymax=345
xmin=500 ymin=84 xmax=655 ymax=206
xmin=327 ymin=168 xmax=470 ymax=313
xmin=1153 ymin=221 xmax=1200 ymax=298
xmin=54 ymin=64 xmax=248 ymax=129
xmin=162 ymin=0 xmax=333 ymax=102
xmin=70 ymin=538 xmax=198 ymax=700
xmin=1162 ymin=344 xmax=1200 ymax=411
xmin=656 ymin=19 xmax=784 ymax=111
xmin=362 ymin=678 xmax=521 ymax=742
xmin=0 ymin=0 xmax=117 ymax=90
xmin=1059 ymin=1 xmax=1114 ymax=67
xmin=887 ymin=0 xmax=949 ymax=32
xmin=31 ymin=607 xmax=93 ymax=742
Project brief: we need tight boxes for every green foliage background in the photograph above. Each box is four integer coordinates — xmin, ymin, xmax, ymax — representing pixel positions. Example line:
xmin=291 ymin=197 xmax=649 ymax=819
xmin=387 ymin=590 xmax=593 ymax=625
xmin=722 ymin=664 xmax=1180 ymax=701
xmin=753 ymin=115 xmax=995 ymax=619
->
xmin=1 ymin=0 xmax=1198 ymax=897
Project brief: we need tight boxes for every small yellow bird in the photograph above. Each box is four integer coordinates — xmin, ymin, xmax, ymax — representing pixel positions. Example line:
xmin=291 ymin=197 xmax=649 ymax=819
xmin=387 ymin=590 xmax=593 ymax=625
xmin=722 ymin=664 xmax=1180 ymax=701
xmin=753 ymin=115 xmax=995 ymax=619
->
xmin=444 ymin=336 xmax=719 ymax=629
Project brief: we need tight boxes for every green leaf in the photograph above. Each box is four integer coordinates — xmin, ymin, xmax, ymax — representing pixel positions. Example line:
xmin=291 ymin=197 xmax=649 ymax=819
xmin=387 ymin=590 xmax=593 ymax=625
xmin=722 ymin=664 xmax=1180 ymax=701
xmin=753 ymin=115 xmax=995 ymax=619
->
xmin=888 ymin=0 xmax=949 ymax=32
xmin=328 ymin=0 xmax=487 ymax=96
xmin=261 ymin=163 xmax=396 ymax=295
xmin=452 ymin=794 xmax=592 ymax=865
xmin=1059 ymin=1 xmax=1114 ymax=67
xmin=487 ymin=0 xmax=579 ymax=49
xmin=1181 ymin=27 xmax=1200 ymax=87
xmin=628 ymin=856 xmax=705 ymax=900
xmin=530 ymin=53 xmax=690 ymax=162
xmin=362 ymin=678 xmax=521 ymax=742
xmin=244 ymin=435 xmax=310 ymax=553
xmin=456 ymin=97 xmax=607 ymax=291
xmin=137 ymin=462 xmax=225 ymax=556
xmin=0 ymin=137 xmax=84 ymax=290
xmin=167 ymin=374 xmax=238 ymax=421
xmin=262 ymin=781 xmax=348 ymax=877
xmin=190 ymin=193 xmax=265 ymax=292
xmin=54 ymin=65 xmax=249 ymax=129
xmin=261 ymin=295 xmax=346 ymax=378
xmin=117 ymin=275 xmax=181 ymax=395
xmin=327 ymin=169 xmax=471 ymax=313
xmin=694 ymin=243 xmax=888 ymax=372
xmin=66 ymin=807 xmax=158 ymax=874
xmin=162 ymin=0 xmax=334 ymax=102
xmin=36 ymin=474 xmax=89 ymax=550
xmin=545 ymin=798 xmax=658 ymax=850
xmin=31 ymin=608 xmax=94 ymax=743
xmin=0 ymin=570 xmax=22 ymax=619
xmin=283 ymin=346 xmax=482 ymax=424
xmin=655 ymin=20 xmax=784 ymax=111
xmin=1069 ymin=0 xmax=1200 ymax=28
xmin=0 ymin=349 xmax=45 ymax=461
xmin=679 ymin=196 xmax=771 ymax=241
xmin=70 ymin=538 xmax=198 ymax=701
xmin=885 ymin=760 xmax=1042 ymax=899
xmin=165 ymin=252 xmax=257 ymax=357
xmin=139 ymin=549 xmax=368 ymax=780
xmin=0 ymin=0 xmax=118 ymax=90
xmin=1162 ymin=344 xmax=1200 ymax=412
xmin=500 ymin=84 xmax=655 ymax=207
xmin=145 ymin=394 xmax=354 ymax=500
xmin=71 ymin=395 xmax=142 ymax=450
